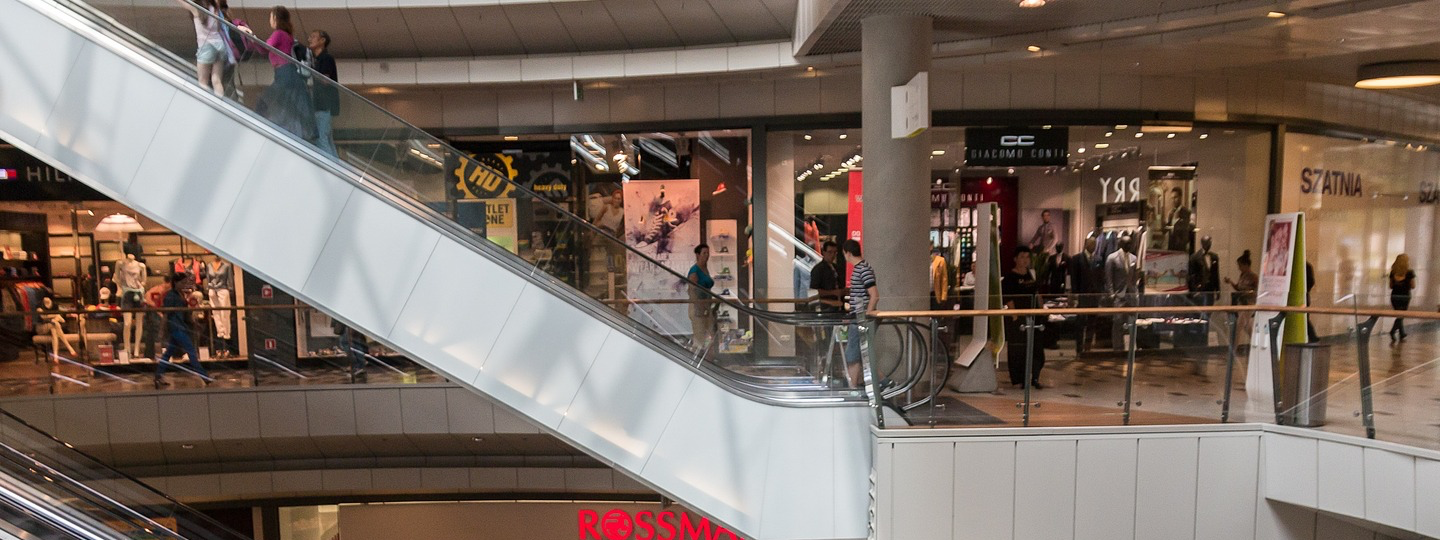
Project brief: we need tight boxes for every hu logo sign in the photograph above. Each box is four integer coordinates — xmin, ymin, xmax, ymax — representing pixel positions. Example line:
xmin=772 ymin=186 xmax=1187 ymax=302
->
xmin=578 ymin=509 xmax=746 ymax=540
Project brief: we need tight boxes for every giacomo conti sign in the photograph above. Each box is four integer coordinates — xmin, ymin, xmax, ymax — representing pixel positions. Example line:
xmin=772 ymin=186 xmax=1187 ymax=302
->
xmin=964 ymin=127 xmax=1069 ymax=167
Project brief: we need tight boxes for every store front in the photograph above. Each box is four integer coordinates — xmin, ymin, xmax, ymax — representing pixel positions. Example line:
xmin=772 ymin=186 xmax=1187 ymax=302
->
xmin=0 ymin=143 xmax=410 ymax=373
xmin=767 ymin=123 xmax=1273 ymax=352
xmin=273 ymin=501 xmax=740 ymax=540
xmin=1279 ymin=132 xmax=1440 ymax=335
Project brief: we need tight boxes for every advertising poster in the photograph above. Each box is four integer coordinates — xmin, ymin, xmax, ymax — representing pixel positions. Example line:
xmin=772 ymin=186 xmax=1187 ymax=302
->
xmin=625 ymin=180 xmax=701 ymax=336
xmin=484 ymin=198 xmax=518 ymax=254
xmin=1019 ymin=208 xmax=1066 ymax=255
xmin=1247 ymin=212 xmax=1306 ymax=414
xmin=1143 ymin=250 xmax=1189 ymax=292
xmin=706 ymin=219 xmax=747 ymax=353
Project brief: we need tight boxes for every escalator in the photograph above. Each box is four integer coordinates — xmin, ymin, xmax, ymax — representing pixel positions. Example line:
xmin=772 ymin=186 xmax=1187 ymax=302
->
xmin=0 ymin=0 xmax=875 ymax=537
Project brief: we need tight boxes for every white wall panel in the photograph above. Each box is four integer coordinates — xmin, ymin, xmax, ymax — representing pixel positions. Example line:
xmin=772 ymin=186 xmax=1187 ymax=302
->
xmin=664 ymin=84 xmax=721 ymax=121
xmin=302 ymin=193 xmax=440 ymax=334
xmin=1362 ymin=448 xmax=1415 ymax=531
xmin=1317 ymin=441 xmax=1365 ymax=518
xmin=1010 ymin=73 xmax=1057 ymax=110
xmin=1074 ymin=438 xmax=1136 ymax=540
xmin=553 ymin=88 xmax=610 ymax=126
xmin=1195 ymin=435 xmax=1259 ymax=540
xmin=1014 ymin=440 xmax=1076 ymax=540
xmin=624 ymin=51 xmax=678 ymax=77
xmin=127 ymin=95 xmax=266 ymax=243
xmin=496 ymin=90 xmax=555 ymax=126
xmin=399 ymin=387 xmax=450 ymax=435
xmin=832 ymin=406 xmax=873 ymax=537
xmin=890 ymin=441 xmax=953 ymax=540
xmin=758 ymin=408 xmax=839 ymax=540
xmin=573 ymin=54 xmax=624 ymax=79
xmin=469 ymin=285 xmax=611 ymax=429
xmin=1416 ymin=458 xmax=1440 ymax=538
xmin=520 ymin=57 xmax=573 ymax=82
xmin=216 ymin=145 xmax=356 ymax=286
xmin=1136 ymin=437 xmax=1199 ymax=540
xmin=963 ymin=75 xmax=1010 ymax=110
xmin=38 ymin=43 xmax=175 ymax=197
xmin=1265 ymin=434 xmax=1318 ymax=507
xmin=556 ymin=332 xmax=694 ymax=471
xmin=773 ymin=78 xmax=822 ymax=116
xmin=677 ymin=48 xmax=728 ymax=74
xmin=0 ymin=0 xmax=84 ymax=147
xmin=387 ymin=240 xmax=528 ymax=385
xmin=952 ymin=441 xmax=1014 ymax=540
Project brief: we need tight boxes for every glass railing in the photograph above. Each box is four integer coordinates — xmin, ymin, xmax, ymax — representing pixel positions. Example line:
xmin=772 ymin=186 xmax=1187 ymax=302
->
xmin=32 ymin=0 xmax=868 ymax=403
xmin=866 ymin=292 xmax=1440 ymax=451
xmin=0 ymin=409 xmax=251 ymax=540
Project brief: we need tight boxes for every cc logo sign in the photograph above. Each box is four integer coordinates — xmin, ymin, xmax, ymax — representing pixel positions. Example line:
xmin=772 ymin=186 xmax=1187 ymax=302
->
xmin=1000 ymin=135 xmax=1035 ymax=146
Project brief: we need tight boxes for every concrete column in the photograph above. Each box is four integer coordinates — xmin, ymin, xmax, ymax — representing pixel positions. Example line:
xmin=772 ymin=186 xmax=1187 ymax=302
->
xmin=861 ymin=15 xmax=932 ymax=311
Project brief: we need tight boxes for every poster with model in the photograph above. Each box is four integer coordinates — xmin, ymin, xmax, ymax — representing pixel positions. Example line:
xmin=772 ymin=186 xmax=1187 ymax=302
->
xmin=1146 ymin=166 xmax=1197 ymax=253
xmin=625 ymin=180 xmax=701 ymax=336
xmin=1247 ymin=212 xmax=1306 ymax=416
xmin=1019 ymin=208 xmax=1066 ymax=255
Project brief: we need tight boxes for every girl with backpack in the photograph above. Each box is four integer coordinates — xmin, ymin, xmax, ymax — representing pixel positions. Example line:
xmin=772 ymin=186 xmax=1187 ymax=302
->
xmin=176 ymin=0 xmax=226 ymax=96
xmin=255 ymin=6 xmax=317 ymax=141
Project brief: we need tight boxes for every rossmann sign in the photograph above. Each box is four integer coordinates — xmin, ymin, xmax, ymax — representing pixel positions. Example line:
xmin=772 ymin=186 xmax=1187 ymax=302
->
xmin=578 ymin=509 xmax=747 ymax=540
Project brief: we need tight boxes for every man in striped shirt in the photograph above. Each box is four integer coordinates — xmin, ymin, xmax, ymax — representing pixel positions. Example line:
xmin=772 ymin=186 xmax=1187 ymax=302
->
xmin=843 ymin=239 xmax=878 ymax=387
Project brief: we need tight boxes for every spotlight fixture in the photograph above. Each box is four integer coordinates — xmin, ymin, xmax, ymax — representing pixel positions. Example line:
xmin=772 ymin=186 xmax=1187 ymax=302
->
xmin=1007 ymin=168 xmax=1016 ymax=175
xmin=1077 ymin=147 xmax=1086 ymax=153
xmin=503 ymin=136 xmax=519 ymax=141
xmin=839 ymin=133 xmax=848 ymax=140
xmin=1355 ymin=61 xmax=1440 ymax=89
xmin=1199 ymin=134 xmax=1209 ymax=139
xmin=932 ymin=150 xmax=946 ymax=156
xmin=1027 ymin=45 xmax=1043 ymax=53
xmin=1134 ymin=132 xmax=1144 ymax=138
xmin=1094 ymin=143 xmax=1110 ymax=149
xmin=1115 ymin=124 xmax=1129 ymax=130
xmin=803 ymin=134 xmax=813 ymax=140
xmin=1018 ymin=0 xmax=1045 ymax=7
xmin=1266 ymin=11 xmax=1286 ymax=18
xmin=1167 ymin=133 xmax=1176 ymax=139
xmin=1104 ymin=132 xmax=1113 ymax=137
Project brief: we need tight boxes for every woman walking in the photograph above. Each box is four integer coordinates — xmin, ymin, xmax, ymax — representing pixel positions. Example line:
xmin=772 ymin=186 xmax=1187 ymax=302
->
xmin=1388 ymin=254 xmax=1415 ymax=341
xmin=255 ymin=6 xmax=316 ymax=141
xmin=177 ymin=0 xmax=226 ymax=96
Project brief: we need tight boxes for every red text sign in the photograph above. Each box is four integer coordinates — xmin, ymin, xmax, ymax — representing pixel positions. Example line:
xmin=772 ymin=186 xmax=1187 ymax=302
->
xmin=578 ymin=509 xmax=745 ymax=540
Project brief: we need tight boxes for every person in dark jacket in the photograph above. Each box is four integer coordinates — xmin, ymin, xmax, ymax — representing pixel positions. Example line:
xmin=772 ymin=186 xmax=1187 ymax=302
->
xmin=308 ymin=29 xmax=340 ymax=155
xmin=155 ymin=273 xmax=210 ymax=387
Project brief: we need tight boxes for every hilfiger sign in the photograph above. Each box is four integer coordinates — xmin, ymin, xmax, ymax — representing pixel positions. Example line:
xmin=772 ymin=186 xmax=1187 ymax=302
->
xmin=578 ymin=509 xmax=747 ymax=540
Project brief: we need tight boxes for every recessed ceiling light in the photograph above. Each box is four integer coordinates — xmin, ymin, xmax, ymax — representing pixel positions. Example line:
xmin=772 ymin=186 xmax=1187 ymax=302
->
xmin=804 ymin=134 xmax=813 ymax=140
xmin=1092 ymin=164 xmax=1101 ymax=171
xmin=806 ymin=66 xmax=815 ymax=72
xmin=932 ymin=150 xmax=946 ymax=156
xmin=1094 ymin=143 xmax=1110 ymax=149
xmin=1115 ymin=124 xmax=1129 ymax=130
xmin=1077 ymin=147 xmax=1086 ymax=153
xmin=1018 ymin=0 xmax=1045 ymax=7
xmin=838 ymin=133 xmax=848 ymax=140
xmin=1266 ymin=11 xmax=1286 ymax=18
xmin=1134 ymin=132 xmax=1144 ymax=138
xmin=1167 ymin=133 xmax=1176 ymax=139
xmin=1027 ymin=45 xmax=1043 ymax=52
xmin=1356 ymin=61 xmax=1440 ymax=89
xmin=1104 ymin=132 xmax=1113 ymax=137
xmin=503 ymin=136 xmax=518 ymax=141
xmin=1199 ymin=134 xmax=1209 ymax=139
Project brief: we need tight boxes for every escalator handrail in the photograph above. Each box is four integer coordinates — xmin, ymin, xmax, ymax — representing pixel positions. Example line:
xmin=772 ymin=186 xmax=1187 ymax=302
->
xmin=0 ymin=410 xmax=247 ymax=540
xmin=32 ymin=0 xmax=873 ymax=402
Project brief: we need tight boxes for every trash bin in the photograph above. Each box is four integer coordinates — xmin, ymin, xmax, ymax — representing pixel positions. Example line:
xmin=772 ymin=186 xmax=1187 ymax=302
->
xmin=1280 ymin=343 xmax=1331 ymax=427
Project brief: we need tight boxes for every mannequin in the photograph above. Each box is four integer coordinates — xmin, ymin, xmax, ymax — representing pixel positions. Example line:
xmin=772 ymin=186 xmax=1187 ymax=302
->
xmin=36 ymin=297 xmax=76 ymax=362
xmin=204 ymin=257 xmax=234 ymax=357
xmin=173 ymin=256 xmax=204 ymax=286
xmin=1104 ymin=234 xmax=1139 ymax=351
xmin=114 ymin=254 xmax=147 ymax=357
xmin=1187 ymin=235 xmax=1221 ymax=306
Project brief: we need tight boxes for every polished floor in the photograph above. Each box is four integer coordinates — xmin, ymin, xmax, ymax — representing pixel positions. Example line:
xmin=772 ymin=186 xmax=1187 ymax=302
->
xmin=905 ymin=322 xmax=1440 ymax=451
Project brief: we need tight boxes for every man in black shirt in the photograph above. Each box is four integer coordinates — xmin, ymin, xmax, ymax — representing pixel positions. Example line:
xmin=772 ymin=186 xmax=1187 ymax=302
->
xmin=308 ymin=30 xmax=340 ymax=155
xmin=810 ymin=241 xmax=844 ymax=313
xmin=1003 ymin=246 xmax=1044 ymax=388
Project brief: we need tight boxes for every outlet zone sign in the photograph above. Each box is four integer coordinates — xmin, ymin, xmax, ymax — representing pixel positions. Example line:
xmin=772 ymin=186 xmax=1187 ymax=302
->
xmin=578 ymin=509 xmax=746 ymax=540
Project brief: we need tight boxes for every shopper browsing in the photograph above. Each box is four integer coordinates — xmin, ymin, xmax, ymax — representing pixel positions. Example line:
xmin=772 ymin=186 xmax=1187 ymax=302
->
xmin=1003 ymin=246 xmax=1043 ymax=388
xmin=687 ymin=244 xmax=717 ymax=355
xmin=842 ymin=240 xmax=877 ymax=388
xmin=1388 ymin=254 xmax=1415 ymax=342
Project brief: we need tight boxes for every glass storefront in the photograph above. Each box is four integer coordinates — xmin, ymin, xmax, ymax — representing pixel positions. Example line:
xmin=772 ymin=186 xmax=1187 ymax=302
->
xmin=770 ymin=124 xmax=1273 ymax=306
xmin=1281 ymin=132 xmax=1440 ymax=334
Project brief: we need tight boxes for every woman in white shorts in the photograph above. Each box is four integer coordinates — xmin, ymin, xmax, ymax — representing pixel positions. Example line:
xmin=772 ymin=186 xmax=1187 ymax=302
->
xmin=177 ymin=0 xmax=226 ymax=96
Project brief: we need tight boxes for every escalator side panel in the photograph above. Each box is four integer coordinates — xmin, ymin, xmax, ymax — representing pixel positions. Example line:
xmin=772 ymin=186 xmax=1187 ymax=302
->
xmin=34 ymin=43 xmax=176 ymax=197
xmin=387 ymin=239 xmax=528 ymax=384
xmin=0 ymin=1 xmax=84 ymax=148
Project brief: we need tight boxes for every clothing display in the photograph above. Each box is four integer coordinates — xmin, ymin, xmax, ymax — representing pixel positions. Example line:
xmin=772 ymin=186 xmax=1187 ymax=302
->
xmin=173 ymin=258 xmax=204 ymax=285
xmin=115 ymin=258 xmax=146 ymax=293
xmin=1187 ymin=248 xmax=1220 ymax=304
xmin=930 ymin=254 xmax=948 ymax=303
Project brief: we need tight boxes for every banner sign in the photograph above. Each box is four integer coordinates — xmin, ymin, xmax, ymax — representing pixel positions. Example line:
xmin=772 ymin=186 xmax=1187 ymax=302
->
xmin=1247 ymin=212 xmax=1307 ymax=415
xmin=447 ymin=150 xmax=573 ymax=201
xmin=625 ymin=180 xmax=701 ymax=335
xmin=0 ymin=147 xmax=108 ymax=200
xmin=484 ymin=198 xmax=517 ymax=254
xmin=964 ymin=127 xmax=1069 ymax=167
xmin=578 ymin=509 xmax=746 ymax=540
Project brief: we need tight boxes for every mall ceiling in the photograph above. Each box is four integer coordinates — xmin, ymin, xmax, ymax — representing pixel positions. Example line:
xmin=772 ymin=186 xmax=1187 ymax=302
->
xmin=118 ymin=0 xmax=1440 ymax=105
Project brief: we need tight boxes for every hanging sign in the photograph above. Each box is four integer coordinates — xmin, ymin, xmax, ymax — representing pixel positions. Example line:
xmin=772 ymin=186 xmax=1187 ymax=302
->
xmin=890 ymin=72 xmax=929 ymax=138
xmin=964 ymin=127 xmax=1069 ymax=167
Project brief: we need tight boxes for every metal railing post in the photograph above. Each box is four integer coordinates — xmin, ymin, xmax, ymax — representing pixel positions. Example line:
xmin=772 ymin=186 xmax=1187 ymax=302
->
xmin=1355 ymin=315 xmax=1379 ymax=439
xmin=1022 ymin=315 xmax=1038 ymax=427
xmin=1122 ymin=314 xmax=1138 ymax=425
xmin=1221 ymin=312 xmax=1239 ymax=423
xmin=1267 ymin=312 xmax=1287 ymax=425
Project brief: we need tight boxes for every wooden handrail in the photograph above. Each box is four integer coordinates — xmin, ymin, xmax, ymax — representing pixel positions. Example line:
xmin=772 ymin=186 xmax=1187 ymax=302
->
xmin=870 ymin=304 xmax=1440 ymax=321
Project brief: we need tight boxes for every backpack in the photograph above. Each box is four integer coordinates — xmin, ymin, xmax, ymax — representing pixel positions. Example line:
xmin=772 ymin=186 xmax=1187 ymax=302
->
xmin=220 ymin=12 xmax=254 ymax=62
xmin=292 ymin=42 xmax=314 ymax=80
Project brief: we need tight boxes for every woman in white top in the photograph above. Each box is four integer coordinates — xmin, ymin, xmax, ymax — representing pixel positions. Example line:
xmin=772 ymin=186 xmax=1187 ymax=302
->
xmin=177 ymin=0 xmax=226 ymax=96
